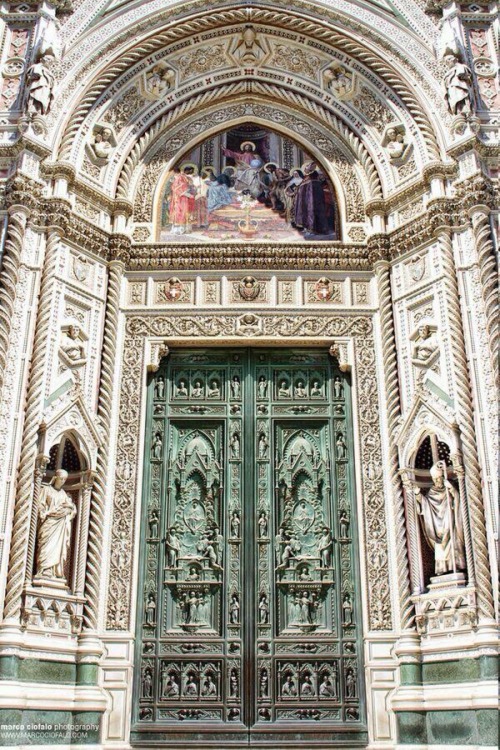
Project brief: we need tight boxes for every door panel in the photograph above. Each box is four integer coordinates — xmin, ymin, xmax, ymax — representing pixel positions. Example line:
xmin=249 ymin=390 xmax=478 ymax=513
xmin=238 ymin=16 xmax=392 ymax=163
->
xmin=132 ymin=348 xmax=366 ymax=747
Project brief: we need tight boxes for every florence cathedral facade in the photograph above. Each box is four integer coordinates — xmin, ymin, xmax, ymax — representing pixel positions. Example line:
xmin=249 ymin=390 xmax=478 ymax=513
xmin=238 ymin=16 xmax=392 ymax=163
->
xmin=0 ymin=0 xmax=497 ymax=748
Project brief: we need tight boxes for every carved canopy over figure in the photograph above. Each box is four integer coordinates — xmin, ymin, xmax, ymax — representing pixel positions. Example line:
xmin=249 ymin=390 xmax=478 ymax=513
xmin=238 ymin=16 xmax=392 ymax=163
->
xmin=35 ymin=469 xmax=76 ymax=582
xmin=415 ymin=461 xmax=466 ymax=576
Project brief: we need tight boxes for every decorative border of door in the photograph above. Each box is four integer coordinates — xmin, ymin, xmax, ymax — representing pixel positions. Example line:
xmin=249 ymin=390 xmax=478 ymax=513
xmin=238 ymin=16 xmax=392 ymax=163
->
xmin=104 ymin=312 xmax=393 ymax=746
xmin=131 ymin=345 xmax=369 ymax=746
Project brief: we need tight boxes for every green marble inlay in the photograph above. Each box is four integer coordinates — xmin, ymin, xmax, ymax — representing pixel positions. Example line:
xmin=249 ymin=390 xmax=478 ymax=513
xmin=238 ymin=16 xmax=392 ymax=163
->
xmin=400 ymin=656 xmax=498 ymax=686
xmin=0 ymin=656 xmax=98 ymax=685
xmin=397 ymin=709 xmax=499 ymax=746
xmin=0 ymin=710 xmax=101 ymax=746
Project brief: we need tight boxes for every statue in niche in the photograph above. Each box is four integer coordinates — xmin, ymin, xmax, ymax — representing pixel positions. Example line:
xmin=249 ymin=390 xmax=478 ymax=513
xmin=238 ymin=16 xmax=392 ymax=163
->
xmin=336 ymin=432 xmax=347 ymax=459
xmin=145 ymin=593 xmax=156 ymax=626
xmin=184 ymin=674 xmax=198 ymax=697
xmin=275 ymin=527 xmax=287 ymax=565
xmin=229 ymin=593 xmax=240 ymax=624
xmin=208 ymin=380 xmax=220 ymax=397
xmin=229 ymin=669 xmax=239 ymax=698
xmin=26 ymin=52 xmax=55 ymax=116
xmin=149 ymin=509 xmax=159 ymax=538
xmin=294 ymin=380 xmax=307 ymax=398
xmin=142 ymin=668 xmax=153 ymax=699
xmin=201 ymin=674 xmax=217 ymax=696
xmin=213 ymin=525 xmax=224 ymax=565
xmin=282 ymin=674 xmax=297 ymax=697
xmin=192 ymin=380 xmax=203 ymax=398
xmin=152 ymin=433 xmax=163 ymax=460
xmin=339 ymin=510 xmax=350 ymax=540
xmin=258 ymin=433 xmax=268 ymax=459
xmin=176 ymin=380 xmax=188 ymax=397
xmin=183 ymin=591 xmax=203 ymax=624
xmin=230 ymin=510 xmax=241 ymax=539
xmin=258 ymin=511 xmax=268 ymax=538
xmin=333 ymin=376 xmax=343 ymax=399
xmin=318 ymin=527 xmax=333 ymax=567
xmin=88 ymin=125 xmax=115 ymax=163
xmin=230 ymin=375 xmax=241 ymax=399
xmin=345 ymin=667 xmax=356 ymax=698
xmin=163 ymin=673 xmax=180 ymax=698
xmin=443 ymin=51 xmax=475 ymax=116
xmin=145 ymin=64 xmax=175 ymax=97
xmin=319 ymin=674 xmax=335 ymax=698
xmin=34 ymin=469 xmax=76 ymax=583
xmin=230 ymin=433 xmax=240 ymax=459
xmin=342 ymin=593 xmax=354 ymax=626
xmin=299 ymin=566 xmax=311 ymax=581
xmin=155 ymin=378 xmax=165 ymax=399
xmin=382 ymin=125 xmax=410 ymax=162
xmin=411 ymin=321 xmax=439 ymax=375
xmin=257 ymin=375 xmax=268 ymax=398
xmin=323 ymin=64 xmax=354 ymax=97
xmin=259 ymin=669 xmax=269 ymax=698
xmin=301 ymin=674 xmax=316 ymax=697
xmin=414 ymin=461 xmax=466 ymax=576
xmin=278 ymin=380 xmax=290 ymax=397
xmin=165 ymin=527 xmax=181 ymax=567
xmin=186 ymin=566 xmax=200 ymax=581
xmin=311 ymin=380 xmax=322 ymax=397
xmin=59 ymin=323 xmax=87 ymax=375
xmin=259 ymin=593 xmax=270 ymax=624
xmin=297 ymin=591 xmax=317 ymax=625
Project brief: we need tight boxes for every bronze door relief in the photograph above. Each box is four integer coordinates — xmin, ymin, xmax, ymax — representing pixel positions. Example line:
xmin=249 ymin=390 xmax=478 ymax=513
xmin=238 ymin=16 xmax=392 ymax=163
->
xmin=132 ymin=348 xmax=366 ymax=747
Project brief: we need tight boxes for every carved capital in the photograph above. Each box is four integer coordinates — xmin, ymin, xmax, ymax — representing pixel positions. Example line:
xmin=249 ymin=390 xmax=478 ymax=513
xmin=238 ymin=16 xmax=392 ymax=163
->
xmin=109 ymin=233 xmax=132 ymax=264
xmin=329 ymin=341 xmax=351 ymax=372
xmin=146 ymin=340 xmax=170 ymax=373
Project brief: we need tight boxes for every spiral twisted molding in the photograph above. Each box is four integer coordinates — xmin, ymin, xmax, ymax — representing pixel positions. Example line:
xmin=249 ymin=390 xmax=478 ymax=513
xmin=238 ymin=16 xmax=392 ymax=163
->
xmin=375 ymin=260 xmax=415 ymax=632
xmin=0 ymin=207 xmax=28 ymax=398
xmin=56 ymin=8 xmax=439 ymax=162
xmin=439 ymin=229 xmax=495 ymax=625
xmin=471 ymin=209 xmax=499 ymax=385
xmin=116 ymin=82 xmax=382 ymax=204
xmin=2 ymin=231 xmax=60 ymax=623
xmin=82 ymin=259 xmax=124 ymax=631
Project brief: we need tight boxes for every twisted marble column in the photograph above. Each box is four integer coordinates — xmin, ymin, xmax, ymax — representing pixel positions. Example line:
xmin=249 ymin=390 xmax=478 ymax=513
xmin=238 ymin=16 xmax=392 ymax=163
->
xmin=3 ymin=230 xmax=60 ymax=623
xmin=439 ymin=229 xmax=494 ymax=624
xmin=0 ymin=206 xmax=29 ymax=396
xmin=375 ymin=259 xmax=415 ymax=632
xmin=83 ymin=259 xmax=125 ymax=631
xmin=470 ymin=208 xmax=498 ymax=385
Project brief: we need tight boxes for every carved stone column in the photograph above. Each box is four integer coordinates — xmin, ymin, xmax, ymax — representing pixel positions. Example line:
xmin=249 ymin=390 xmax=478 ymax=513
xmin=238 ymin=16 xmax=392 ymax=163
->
xmin=0 ymin=204 xmax=29 ymax=396
xmin=82 ymin=257 xmax=125 ymax=631
xmin=24 ymin=452 xmax=50 ymax=589
xmin=438 ymin=228 xmax=495 ymax=625
xmin=374 ymin=259 xmax=414 ymax=632
xmin=398 ymin=470 xmax=422 ymax=597
xmin=450 ymin=453 xmax=475 ymax=588
xmin=470 ymin=206 xmax=498 ymax=384
xmin=2 ymin=225 xmax=63 ymax=623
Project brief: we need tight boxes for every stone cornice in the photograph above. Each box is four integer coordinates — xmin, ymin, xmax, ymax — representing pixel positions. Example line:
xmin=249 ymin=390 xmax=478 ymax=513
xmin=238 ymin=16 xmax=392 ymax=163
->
xmin=127 ymin=242 xmax=371 ymax=272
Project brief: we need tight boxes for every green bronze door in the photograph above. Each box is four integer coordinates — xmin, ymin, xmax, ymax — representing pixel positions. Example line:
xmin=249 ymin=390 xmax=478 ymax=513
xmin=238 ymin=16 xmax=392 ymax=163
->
xmin=132 ymin=348 xmax=366 ymax=747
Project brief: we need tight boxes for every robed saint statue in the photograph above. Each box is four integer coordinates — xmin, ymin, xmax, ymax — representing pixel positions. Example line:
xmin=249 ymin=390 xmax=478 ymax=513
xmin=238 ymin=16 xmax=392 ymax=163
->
xmin=35 ymin=469 xmax=76 ymax=582
xmin=415 ymin=461 xmax=466 ymax=577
